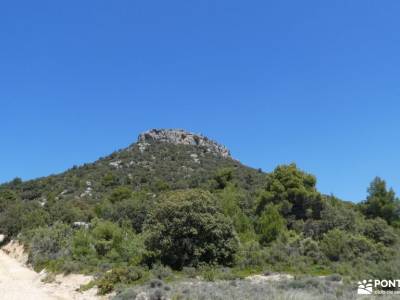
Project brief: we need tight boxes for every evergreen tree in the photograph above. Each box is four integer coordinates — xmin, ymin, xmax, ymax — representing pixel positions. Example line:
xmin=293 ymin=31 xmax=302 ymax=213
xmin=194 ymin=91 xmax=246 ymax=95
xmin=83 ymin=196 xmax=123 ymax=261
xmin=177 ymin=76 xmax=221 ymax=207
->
xmin=257 ymin=163 xmax=323 ymax=220
xmin=361 ymin=177 xmax=400 ymax=225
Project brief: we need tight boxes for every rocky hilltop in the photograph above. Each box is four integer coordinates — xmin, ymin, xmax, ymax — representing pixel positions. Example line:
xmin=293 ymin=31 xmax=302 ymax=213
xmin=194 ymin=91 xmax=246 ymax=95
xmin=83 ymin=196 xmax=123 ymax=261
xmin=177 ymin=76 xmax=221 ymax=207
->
xmin=0 ymin=128 xmax=265 ymax=204
xmin=138 ymin=129 xmax=231 ymax=158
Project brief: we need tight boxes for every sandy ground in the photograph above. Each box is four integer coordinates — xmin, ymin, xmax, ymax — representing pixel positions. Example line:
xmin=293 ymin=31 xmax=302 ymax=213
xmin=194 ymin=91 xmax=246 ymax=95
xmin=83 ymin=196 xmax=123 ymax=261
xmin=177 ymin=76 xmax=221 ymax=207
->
xmin=0 ymin=245 xmax=107 ymax=300
xmin=0 ymin=250 xmax=62 ymax=300
xmin=246 ymin=273 xmax=294 ymax=282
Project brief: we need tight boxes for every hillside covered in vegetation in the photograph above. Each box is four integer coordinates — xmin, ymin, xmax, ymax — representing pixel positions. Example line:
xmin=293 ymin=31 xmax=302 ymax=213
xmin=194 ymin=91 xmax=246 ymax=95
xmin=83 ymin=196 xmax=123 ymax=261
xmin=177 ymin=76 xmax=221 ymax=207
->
xmin=0 ymin=129 xmax=399 ymax=298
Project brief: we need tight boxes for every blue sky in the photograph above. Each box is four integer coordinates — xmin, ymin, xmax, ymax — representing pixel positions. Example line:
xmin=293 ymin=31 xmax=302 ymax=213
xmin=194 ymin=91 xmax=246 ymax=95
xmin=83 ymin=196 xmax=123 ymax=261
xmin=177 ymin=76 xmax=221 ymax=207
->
xmin=1 ymin=1 xmax=400 ymax=201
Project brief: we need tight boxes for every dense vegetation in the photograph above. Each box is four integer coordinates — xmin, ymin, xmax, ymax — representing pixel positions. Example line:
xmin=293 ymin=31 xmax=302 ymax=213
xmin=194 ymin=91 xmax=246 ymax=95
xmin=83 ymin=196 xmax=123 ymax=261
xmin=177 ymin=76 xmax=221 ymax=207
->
xmin=0 ymin=137 xmax=399 ymax=297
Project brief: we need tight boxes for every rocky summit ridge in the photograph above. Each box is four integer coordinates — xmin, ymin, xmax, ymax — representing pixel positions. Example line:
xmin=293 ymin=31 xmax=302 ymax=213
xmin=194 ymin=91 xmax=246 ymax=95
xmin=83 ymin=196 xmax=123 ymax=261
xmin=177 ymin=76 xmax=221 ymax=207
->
xmin=137 ymin=129 xmax=231 ymax=158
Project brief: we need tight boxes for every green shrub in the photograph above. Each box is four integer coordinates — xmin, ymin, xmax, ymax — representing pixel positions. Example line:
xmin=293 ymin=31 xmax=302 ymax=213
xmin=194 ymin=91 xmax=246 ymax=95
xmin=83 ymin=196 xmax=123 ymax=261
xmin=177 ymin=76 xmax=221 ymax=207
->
xmin=217 ymin=184 xmax=255 ymax=239
xmin=255 ymin=204 xmax=286 ymax=245
xmin=71 ymin=219 xmax=145 ymax=267
xmin=256 ymin=164 xmax=323 ymax=220
xmin=97 ymin=266 xmax=144 ymax=294
xmin=199 ymin=265 xmax=218 ymax=281
xmin=363 ymin=217 xmax=397 ymax=245
xmin=27 ymin=222 xmax=72 ymax=270
xmin=61 ymin=260 xmax=82 ymax=274
xmin=118 ymin=226 xmax=146 ymax=265
xmin=318 ymin=196 xmax=363 ymax=236
xmin=71 ymin=229 xmax=96 ymax=262
xmin=91 ymin=220 xmax=123 ymax=257
xmin=21 ymin=204 xmax=51 ymax=230
xmin=151 ymin=264 xmax=173 ymax=280
xmin=0 ymin=202 xmax=27 ymax=237
xmin=102 ymin=173 xmax=118 ymax=187
xmin=235 ymin=240 xmax=268 ymax=269
xmin=213 ymin=168 xmax=234 ymax=189
xmin=360 ymin=177 xmax=400 ymax=225
xmin=299 ymin=237 xmax=323 ymax=263
xmin=0 ymin=189 xmax=18 ymax=211
xmin=47 ymin=198 xmax=88 ymax=225
xmin=109 ymin=187 xmax=132 ymax=204
xmin=97 ymin=194 xmax=154 ymax=233
xmin=320 ymin=229 xmax=383 ymax=263
xmin=144 ymin=190 xmax=239 ymax=270
xmin=320 ymin=229 xmax=347 ymax=262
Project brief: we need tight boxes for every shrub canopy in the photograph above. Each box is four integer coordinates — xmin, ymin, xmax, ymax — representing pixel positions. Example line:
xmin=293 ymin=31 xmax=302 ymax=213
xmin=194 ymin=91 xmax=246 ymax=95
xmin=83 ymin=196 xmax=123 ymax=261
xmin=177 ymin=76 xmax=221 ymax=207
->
xmin=144 ymin=189 xmax=239 ymax=270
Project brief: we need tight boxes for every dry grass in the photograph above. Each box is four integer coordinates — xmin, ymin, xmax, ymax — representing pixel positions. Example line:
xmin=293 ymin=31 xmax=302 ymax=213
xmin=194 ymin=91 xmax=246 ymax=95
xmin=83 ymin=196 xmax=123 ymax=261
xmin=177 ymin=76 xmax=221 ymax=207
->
xmin=113 ymin=276 xmax=363 ymax=300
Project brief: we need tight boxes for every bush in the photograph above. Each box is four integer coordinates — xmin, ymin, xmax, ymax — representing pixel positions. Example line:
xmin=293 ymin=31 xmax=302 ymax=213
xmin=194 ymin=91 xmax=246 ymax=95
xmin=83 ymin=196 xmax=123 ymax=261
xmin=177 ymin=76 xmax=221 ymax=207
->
xmin=0 ymin=189 xmax=18 ymax=211
xmin=213 ymin=168 xmax=234 ymax=189
xmin=299 ymin=237 xmax=323 ymax=263
xmin=71 ymin=229 xmax=96 ymax=262
xmin=144 ymin=190 xmax=239 ymax=270
xmin=319 ymin=197 xmax=363 ymax=235
xmin=235 ymin=240 xmax=268 ymax=269
xmin=97 ymin=193 xmax=154 ymax=233
xmin=360 ymin=177 xmax=400 ymax=225
xmin=199 ymin=265 xmax=218 ymax=281
xmin=102 ymin=173 xmax=118 ymax=187
xmin=71 ymin=219 xmax=145 ymax=267
xmin=216 ymin=184 xmax=255 ymax=239
xmin=97 ymin=266 xmax=144 ymax=294
xmin=118 ymin=225 xmax=146 ymax=265
xmin=363 ymin=217 xmax=397 ymax=245
xmin=320 ymin=229 xmax=347 ymax=262
xmin=0 ymin=201 xmax=35 ymax=237
xmin=112 ymin=288 xmax=137 ymax=300
xmin=61 ymin=260 xmax=82 ymax=274
xmin=256 ymin=164 xmax=323 ymax=220
xmin=47 ymin=200 xmax=85 ymax=224
xmin=255 ymin=204 xmax=286 ymax=245
xmin=151 ymin=264 xmax=173 ymax=280
xmin=320 ymin=229 xmax=381 ymax=262
xmin=263 ymin=232 xmax=327 ymax=273
xmin=91 ymin=220 xmax=123 ymax=257
xmin=109 ymin=187 xmax=132 ymax=204
xmin=27 ymin=222 xmax=72 ymax=270
xmin=371 ymin=255 xmax=400 ymax=280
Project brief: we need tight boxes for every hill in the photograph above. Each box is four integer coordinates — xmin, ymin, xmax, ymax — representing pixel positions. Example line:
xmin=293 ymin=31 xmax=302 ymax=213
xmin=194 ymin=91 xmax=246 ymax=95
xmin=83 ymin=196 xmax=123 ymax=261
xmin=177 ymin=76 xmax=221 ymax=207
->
xmin=0 ymin=128 xmax=399 ymax=298
xmin=1 ymin=129 xmax=263 ymax=204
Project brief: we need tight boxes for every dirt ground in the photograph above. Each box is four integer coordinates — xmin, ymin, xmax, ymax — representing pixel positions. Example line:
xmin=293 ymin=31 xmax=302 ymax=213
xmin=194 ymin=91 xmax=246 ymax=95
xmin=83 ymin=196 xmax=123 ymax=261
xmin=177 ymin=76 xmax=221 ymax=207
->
xmin=0 ymin=244 xmax=107 ymax=300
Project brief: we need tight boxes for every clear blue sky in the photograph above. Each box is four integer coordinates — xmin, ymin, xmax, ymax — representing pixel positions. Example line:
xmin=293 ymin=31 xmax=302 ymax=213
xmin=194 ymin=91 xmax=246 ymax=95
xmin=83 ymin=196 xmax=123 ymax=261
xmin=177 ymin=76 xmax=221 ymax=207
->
xmin=1 ymin=1 xmax=399 ymax=201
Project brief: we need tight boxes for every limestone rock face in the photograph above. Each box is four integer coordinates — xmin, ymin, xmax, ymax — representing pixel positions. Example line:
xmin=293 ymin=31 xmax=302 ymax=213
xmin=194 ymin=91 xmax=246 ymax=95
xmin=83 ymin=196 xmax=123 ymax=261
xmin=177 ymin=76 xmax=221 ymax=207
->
xmin=138 ymin=129 xmax=231 ymax=158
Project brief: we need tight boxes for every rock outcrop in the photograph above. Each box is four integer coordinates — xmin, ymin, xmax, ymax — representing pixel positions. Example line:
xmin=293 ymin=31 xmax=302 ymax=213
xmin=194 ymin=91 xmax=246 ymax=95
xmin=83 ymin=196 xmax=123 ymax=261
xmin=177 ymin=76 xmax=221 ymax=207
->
xmin=138 ymin=129 xmax=231 ymax=158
